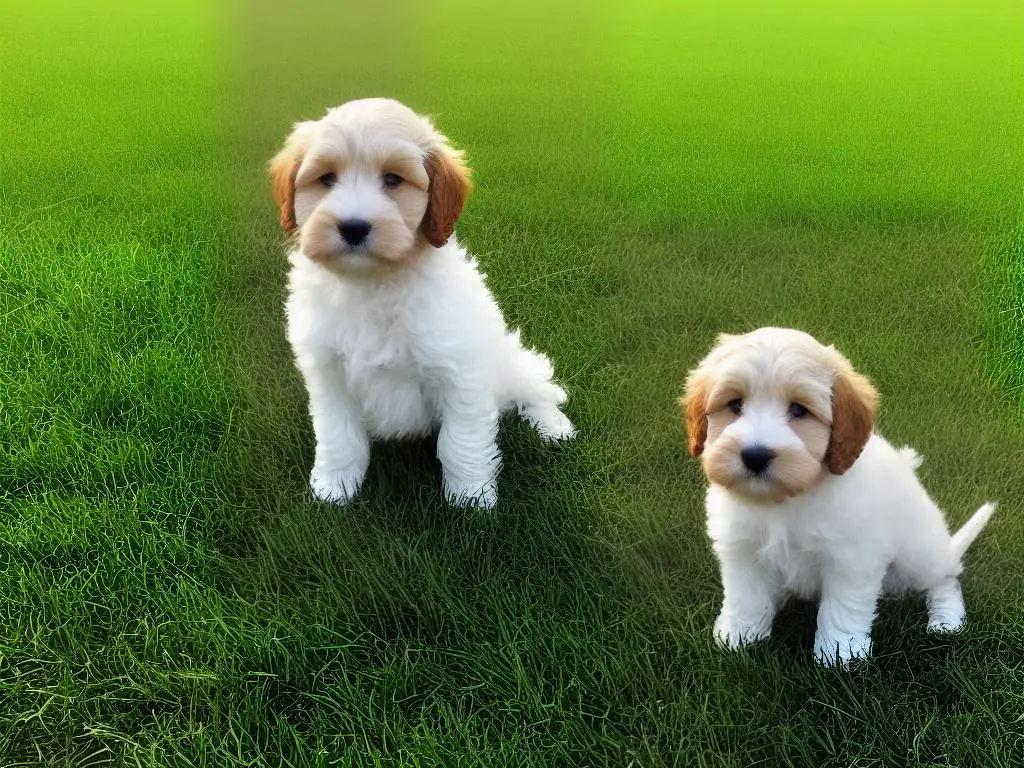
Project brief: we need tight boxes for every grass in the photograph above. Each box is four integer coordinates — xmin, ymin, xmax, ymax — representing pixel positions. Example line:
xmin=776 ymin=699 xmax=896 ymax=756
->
xmin=2 ymin=0 xmax=1023 ymax=764
xmin=981 ymin=211 xmax=1024 ymax=410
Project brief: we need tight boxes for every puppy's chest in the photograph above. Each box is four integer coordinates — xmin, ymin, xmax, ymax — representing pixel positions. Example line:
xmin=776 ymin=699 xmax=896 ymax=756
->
xmin=328 ymin=298 xmax=444 ymax=435
xmin=337 ymin=310 xmax=432 ymax=393
xmin=756 ymin=527 xmax=824 ymax=598
xmin=288 ymin=263 xmax=449 ymax=433
xmin=335 ymin=310 xmax=420 ymax=376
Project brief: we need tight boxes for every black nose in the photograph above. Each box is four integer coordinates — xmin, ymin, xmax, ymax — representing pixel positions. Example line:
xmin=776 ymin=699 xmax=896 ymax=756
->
xmin=339 ymin=219 xmax=372 ymax=246
xmin=741 ymin=445 xmax=775 ymax=475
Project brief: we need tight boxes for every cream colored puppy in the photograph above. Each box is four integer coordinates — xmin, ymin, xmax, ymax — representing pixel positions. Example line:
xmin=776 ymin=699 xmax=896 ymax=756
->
xmin=270 ymin=98 xmax=574 ymax=509
xmin=682 ymin=327 xmax=996 ymax=667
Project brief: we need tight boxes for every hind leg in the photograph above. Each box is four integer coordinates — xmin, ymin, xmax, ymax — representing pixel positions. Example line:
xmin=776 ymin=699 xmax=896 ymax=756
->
xmin=505 ymin=343 xmax=575 ymax=441
xmin=520 ymin=394 xmax=575 ymax=442
xmin=926 ymin=577 xmax=966 ymax=632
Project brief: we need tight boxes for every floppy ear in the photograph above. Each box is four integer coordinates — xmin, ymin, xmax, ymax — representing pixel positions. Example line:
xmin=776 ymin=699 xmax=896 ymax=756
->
xmin=422 ymin=145 xmax=471 ymax=248
xmin=680 ymin=372 xmax=711 ymax=458
xmin=823 ymin=366 xmax=879 ymax=474
xmin=268 ymin=120 xmax=317 ymax=234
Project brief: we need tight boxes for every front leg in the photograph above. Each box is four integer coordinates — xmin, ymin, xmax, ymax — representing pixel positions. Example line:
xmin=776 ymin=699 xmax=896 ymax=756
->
xmin=714 ymin=544 xmax=783 ymax=649
xmin=813 ymin=564 xmax=885 ymax=668
xmin=297 ymin=353 xmax=370 ymax=505
xmin=437 ymin=390 xmax=501 ymax=509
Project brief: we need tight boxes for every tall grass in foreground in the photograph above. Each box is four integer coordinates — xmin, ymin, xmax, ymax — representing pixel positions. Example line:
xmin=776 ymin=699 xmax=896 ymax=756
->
xmin=0 ymin=0 xmax=1023 ymax=764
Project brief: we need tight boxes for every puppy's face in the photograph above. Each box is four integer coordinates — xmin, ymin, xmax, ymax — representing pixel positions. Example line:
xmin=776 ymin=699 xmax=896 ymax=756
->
xmin=681 ymin=328 xmax=879 ymax=503
xmin=269 ymin=98 xmax=471 ymax=276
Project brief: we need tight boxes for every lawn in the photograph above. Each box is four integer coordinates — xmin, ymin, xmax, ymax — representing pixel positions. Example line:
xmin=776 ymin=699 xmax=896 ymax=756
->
xmin=2 ymin=0 xmax=1023 ymax=765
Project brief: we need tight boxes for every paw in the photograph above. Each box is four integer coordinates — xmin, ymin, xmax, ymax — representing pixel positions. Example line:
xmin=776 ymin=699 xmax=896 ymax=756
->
xmin=443 ymin=477 xmax=499 ymax=510
xmin=538 ymin=410 xmax=576 ymax=442
xmin=927 ymin=579 xmax=966 ymax=633
xmin=309 ymin=465 xmax=365 ymax=506
xmin=714 ymin=614 xmax=771 ymax=650
xmin=927 ymin=611 xmax=966 ymax=634
xmin=813 ymin=632 xmax=872 ymax=668
xmin=927 ymin=618 xmax=965 ymax=634
xmin=523 ymin=405 xmax=576 ymax=442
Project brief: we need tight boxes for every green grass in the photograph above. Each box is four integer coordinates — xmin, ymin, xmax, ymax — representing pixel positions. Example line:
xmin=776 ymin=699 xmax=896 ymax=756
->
xmin=2 ymin=0 xmax=1024 ymax=764
xmin=982 ymin=211 xmax=1024 ymax=410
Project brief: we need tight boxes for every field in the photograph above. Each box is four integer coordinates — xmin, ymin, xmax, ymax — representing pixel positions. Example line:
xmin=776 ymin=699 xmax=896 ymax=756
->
xmin=2 ymin=0 xmax=1023 ymax=764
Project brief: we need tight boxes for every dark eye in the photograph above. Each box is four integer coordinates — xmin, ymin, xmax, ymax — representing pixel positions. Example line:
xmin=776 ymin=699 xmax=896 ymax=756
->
xmin=789 ymin=403 xmax=809 ymax=419
xmin=319 ymin=172 xmax=337 ymax=187
xmin=383 ymin=172 xmax=403 ymax=188
xmin=727 ymin=398 xmax=743 ymax=415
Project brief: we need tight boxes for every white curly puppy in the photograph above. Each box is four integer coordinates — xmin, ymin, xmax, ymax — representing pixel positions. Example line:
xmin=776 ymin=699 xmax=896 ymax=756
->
xmin=270 ymin=98 xmax=574 ymax=509
xmin=681 ymin=327 xmax=996 ymax=667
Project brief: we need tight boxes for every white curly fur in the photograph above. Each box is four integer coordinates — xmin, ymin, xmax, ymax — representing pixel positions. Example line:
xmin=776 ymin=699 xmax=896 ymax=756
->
xmin=275 ymin=99 xmax=574 ymax=509
xmin=686 ymin=328 xmax=997 ymax=667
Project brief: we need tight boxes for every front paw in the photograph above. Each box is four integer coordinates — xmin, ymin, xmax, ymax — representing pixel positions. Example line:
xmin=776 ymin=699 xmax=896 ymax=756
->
xmin=443 ymin=477 xmax=498 ymax=510
xmin=714 ymin=614 xmax=772 ymax=650
xmin=309 ymin=465 xmax=365 ymax=505
xmin=813 ymin=631 xmax=872 ymax=668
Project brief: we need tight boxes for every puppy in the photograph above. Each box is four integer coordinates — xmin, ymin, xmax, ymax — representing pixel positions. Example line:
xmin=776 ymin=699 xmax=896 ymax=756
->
xmin=681 ymin=327 xmax=996 ymax=666
xmin=270 ymin=98 xmax=574 ymax=509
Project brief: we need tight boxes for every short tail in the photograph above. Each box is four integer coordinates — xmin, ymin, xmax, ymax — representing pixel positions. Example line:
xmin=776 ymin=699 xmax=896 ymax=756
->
xmin=950 ymin=502 xmax=997 ymax=561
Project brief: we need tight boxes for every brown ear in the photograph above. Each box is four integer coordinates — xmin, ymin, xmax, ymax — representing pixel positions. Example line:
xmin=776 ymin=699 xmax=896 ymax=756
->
xmin=823 ymin=367 xmax=879 ymax=474
xmin=268 ymin=121 xmax=316 ymax=234
xmin=422 ymin=147 xmax=471 ymax=248
xmin=680 ymin=374 xmax=711 ymax=457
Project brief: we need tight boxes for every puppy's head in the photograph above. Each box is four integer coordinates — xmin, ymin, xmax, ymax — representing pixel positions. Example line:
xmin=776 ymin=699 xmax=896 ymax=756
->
xmin=269 ymin=98 xmax=471 ymax=276
xmin=680 ymin=327 xmax=879 ymax=503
